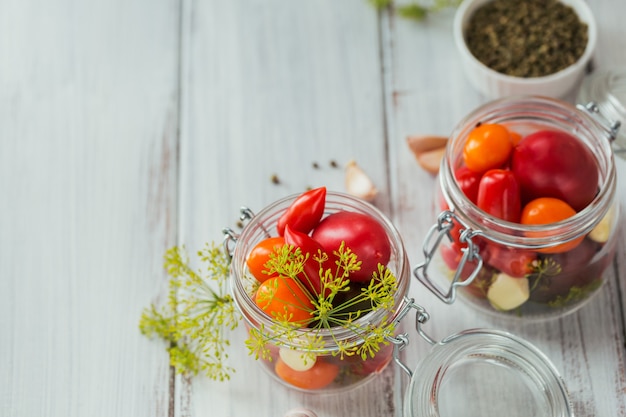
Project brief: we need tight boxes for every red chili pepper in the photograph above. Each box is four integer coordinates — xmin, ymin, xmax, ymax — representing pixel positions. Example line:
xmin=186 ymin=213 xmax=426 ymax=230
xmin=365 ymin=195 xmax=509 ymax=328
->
xmin=284 ymin=225 xmax=335 ymax=297
xmin=455 ymin=166 xmax=482 ymax=204
xmin=277 ymin=187 xmax=326 ymax=236
xmin=477 ymin=169 xmax=521 ymax=223
xmin=483 ymin=244 xmax=536 ymax=278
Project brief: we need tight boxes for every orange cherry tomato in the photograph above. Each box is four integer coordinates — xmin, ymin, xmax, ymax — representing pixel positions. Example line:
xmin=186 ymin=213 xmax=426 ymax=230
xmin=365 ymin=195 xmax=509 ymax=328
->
xmin=521 ymin=197 xmax=583 ymax=253
xmin=275 ymin=358 xmax=339 ymax=390
xmin=463 ymin=123 xmax=513 ymax=173
xmin=509 ymin=130 xmax=523 ymax=146
xmin=254 ymin=276 xmax=314 ymax=326
xmin=246 ymin=236 xmax=286 ymax=282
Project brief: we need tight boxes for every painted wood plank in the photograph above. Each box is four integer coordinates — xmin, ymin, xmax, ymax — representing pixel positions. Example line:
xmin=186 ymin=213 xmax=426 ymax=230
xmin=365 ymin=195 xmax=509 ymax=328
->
xmin=384 ymin=1 xmax=626 ymax=416
xmin=0 ymin=1 xmax=181 ymax=416
xmin=177 ymin=0 xmax=399 ymax=416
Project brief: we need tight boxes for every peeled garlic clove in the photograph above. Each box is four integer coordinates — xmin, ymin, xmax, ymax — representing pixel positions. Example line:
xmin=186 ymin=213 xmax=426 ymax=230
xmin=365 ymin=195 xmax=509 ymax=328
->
xmin=487 ymin=273 xmax=530 ymax=311
xmin=588 ymin=205 xmax=615 ymax=243
xmin=345 ymin=160 xmax=378 ymax=202
xmin=279 ymin=348 xmax=316 ymax=372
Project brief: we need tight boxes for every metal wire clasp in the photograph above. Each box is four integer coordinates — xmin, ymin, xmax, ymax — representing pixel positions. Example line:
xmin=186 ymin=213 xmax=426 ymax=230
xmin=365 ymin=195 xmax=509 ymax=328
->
xmin=577 ymin=101 xmax=622 ymax=143
xmin=222 ymin=207 xmax=255 ymax=259
xmin=413 ymin=210 xmax=483 ymax=304
xmin=386 ymin=297 xmax=436 ymax=379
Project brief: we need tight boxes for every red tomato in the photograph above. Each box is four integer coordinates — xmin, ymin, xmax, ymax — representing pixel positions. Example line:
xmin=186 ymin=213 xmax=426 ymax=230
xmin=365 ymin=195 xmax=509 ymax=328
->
xmin=476 ymin=169 xmax=521 ymax=222
xmin=283 ymin=225 xmax=337 ymax=296
xmin=483 ymin=244 xmax=536 ymax=277
xmin=440 ymin=242 xmax=493 ymax=299
xmin=254 ymin=276 xmax=314 ymax=326
xmin=529 ymin=239 xmax=604 ymax=302
xmin=345 ymin=342 xmax=394 ymax=376
xmin=277 ymin=187 xmax=326 ymax=236
xmin=246 ymin=236 xmax=285 ymax=282
xmin=511 ymin=130 xmax=598 ymax=211
xmin=275 ymin=358 xmax=339 ymax=390
xmin=521 ymin=197 xmax=583 ymax=253
xmin=455 ymin=166 xmax=482 ymax=204
xmin=463 ymin=123 xmax=513 ymax=173
xmin=311 ymin=211 xmax=391 ymax=283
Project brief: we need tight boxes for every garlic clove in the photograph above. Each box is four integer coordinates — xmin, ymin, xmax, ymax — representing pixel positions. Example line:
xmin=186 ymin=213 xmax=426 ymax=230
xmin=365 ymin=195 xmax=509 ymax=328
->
xmin=588 ymin=205 xmax=615 ymax=243
xmin=345 ymin=160 xmax=378 ymax=202
xmin=416 ymin=147 xmax=446 ymax=175
xmin=406 ymin=135 xmax=448 ymax=175
xmin=487 ymin=273 xmax=530 ymax=311
xmin=406 ymin=135 xmax=448 ymax=154
xmin=279 ymin=348 xmax=316 ymax=372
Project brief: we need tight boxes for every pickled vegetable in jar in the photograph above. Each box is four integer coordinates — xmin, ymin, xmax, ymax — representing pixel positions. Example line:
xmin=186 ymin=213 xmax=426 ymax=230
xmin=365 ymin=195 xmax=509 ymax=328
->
xmin=225 ymin=190 xmax=411 ymax=393
xmin=416 ymin=96 xmax=621 ymax=319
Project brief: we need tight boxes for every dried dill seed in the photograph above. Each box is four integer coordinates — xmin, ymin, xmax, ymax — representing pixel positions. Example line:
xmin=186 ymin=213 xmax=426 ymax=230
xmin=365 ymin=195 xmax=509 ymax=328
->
xmin=235 ymin=220 xmax=244 ymax=229
xmin=312 ymin=162 xmax=320 ymax=169
xmin=329 ymin=160 xmax=339 ymax=168
xmin=270 ymin=174 xmax=280 ymax=184
xmin=465 ymin=0 xmax=588 ymax=78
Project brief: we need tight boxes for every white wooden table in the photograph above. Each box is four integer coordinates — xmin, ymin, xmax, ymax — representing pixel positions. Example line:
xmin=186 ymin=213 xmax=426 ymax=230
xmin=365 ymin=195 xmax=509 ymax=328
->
xmin=1 ymin=1 xmax=625 ymax=416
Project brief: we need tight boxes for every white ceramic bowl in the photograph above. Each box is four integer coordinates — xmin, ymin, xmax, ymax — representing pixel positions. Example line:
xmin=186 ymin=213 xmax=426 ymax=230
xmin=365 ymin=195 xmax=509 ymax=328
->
xmin=454 ymin=0 xmax=597 ymax=99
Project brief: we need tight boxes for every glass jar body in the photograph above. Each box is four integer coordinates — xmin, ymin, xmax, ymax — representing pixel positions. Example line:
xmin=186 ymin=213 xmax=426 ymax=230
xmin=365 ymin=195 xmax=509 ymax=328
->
xmin=229 ymin=192 xmax=410 ymax=393
xmin=434 ymin=96 xmax=620 ymax=319
xmin=405 ymin=330 xmax=573 ymax=417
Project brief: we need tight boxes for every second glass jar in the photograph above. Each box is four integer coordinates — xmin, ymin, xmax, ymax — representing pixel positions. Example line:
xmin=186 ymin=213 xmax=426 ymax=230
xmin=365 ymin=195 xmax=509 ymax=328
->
xmin=416 ymin=95 xmax=620 ymax=320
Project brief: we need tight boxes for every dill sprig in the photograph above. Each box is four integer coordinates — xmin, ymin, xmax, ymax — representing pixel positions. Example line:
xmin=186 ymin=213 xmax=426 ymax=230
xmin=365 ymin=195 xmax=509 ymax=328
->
xmin=528 ymin=257 xmax=562 ymax=293
xmin=369 ymin=0 xmax=463 ymax=21
xmin=139 ymin=243 xmax=239 ymax=381
xmin=140 ymin=240 xmax=399 ymax=381
xmin=245 ymin=242 xmax=398 ymax=362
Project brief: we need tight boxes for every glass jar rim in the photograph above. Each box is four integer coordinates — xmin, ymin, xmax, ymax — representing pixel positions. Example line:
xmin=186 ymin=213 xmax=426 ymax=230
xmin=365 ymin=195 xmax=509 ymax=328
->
xmin=229 ymin=191 xmax=411 ymax=353
xmin=577 ymin=68 xmax=626 ymax=154
xmin=441 ymin=95 xmax=617 ymax=249
xmin=404 ymin=328 xmax=573 ymax=417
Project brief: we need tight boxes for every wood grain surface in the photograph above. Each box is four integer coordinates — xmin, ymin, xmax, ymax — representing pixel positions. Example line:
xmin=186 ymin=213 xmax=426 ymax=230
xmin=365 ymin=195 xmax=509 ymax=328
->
xmin=1 ymin=0 xmax=624 ymax=416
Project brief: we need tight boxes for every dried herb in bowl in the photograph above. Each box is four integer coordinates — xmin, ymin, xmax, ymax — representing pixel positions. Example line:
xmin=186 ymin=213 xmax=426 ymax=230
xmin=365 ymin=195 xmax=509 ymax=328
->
xmin=465 ymin=0 xmax=588 ymax=78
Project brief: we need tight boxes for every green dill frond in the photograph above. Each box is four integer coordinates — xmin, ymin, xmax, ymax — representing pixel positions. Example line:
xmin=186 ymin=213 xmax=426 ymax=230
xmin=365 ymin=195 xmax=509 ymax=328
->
xmin=367 ymin=0 xmax=461 ymax=21
xmin=246 ymin=326 xmax=273 ymax=360
xmin=529 ymin=257 xmax=563 ymax=292
xmin=368 ymin=0 xmax=393 ymax=10
xmin=244 ymin=240 xmax=400 ymax=361
xmin=547 ymin=279 xmax=602 ymax=308
xmin=139 ymin=243 xmax=240 ymax=381
xmin=397 ymin=4 xmax=428 ymax=21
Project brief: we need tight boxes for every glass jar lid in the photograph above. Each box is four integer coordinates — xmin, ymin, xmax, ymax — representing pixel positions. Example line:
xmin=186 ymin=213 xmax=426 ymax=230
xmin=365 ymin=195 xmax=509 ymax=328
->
xmin=404 ymin=329 xmax=572 ymax=417
xmin=577 ymin=68 xmax=626 ymax=157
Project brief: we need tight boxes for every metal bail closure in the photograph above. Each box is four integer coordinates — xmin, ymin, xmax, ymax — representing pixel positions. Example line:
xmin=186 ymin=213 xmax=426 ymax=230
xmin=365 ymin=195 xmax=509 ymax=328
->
xmin=222 ymin=207 xmax=256 ymax=259
xmin=386 ymin=300 xmax=573 ymax=416
xmin=386 ymin=297 xmax=436 ymax=379
xmin=576 ymin=101 xmax=622 ymax=143
xmin=577 ymin=69 xmax=626 ymax=157
xmin=413 ymin=210 xmax=483 ymax=304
